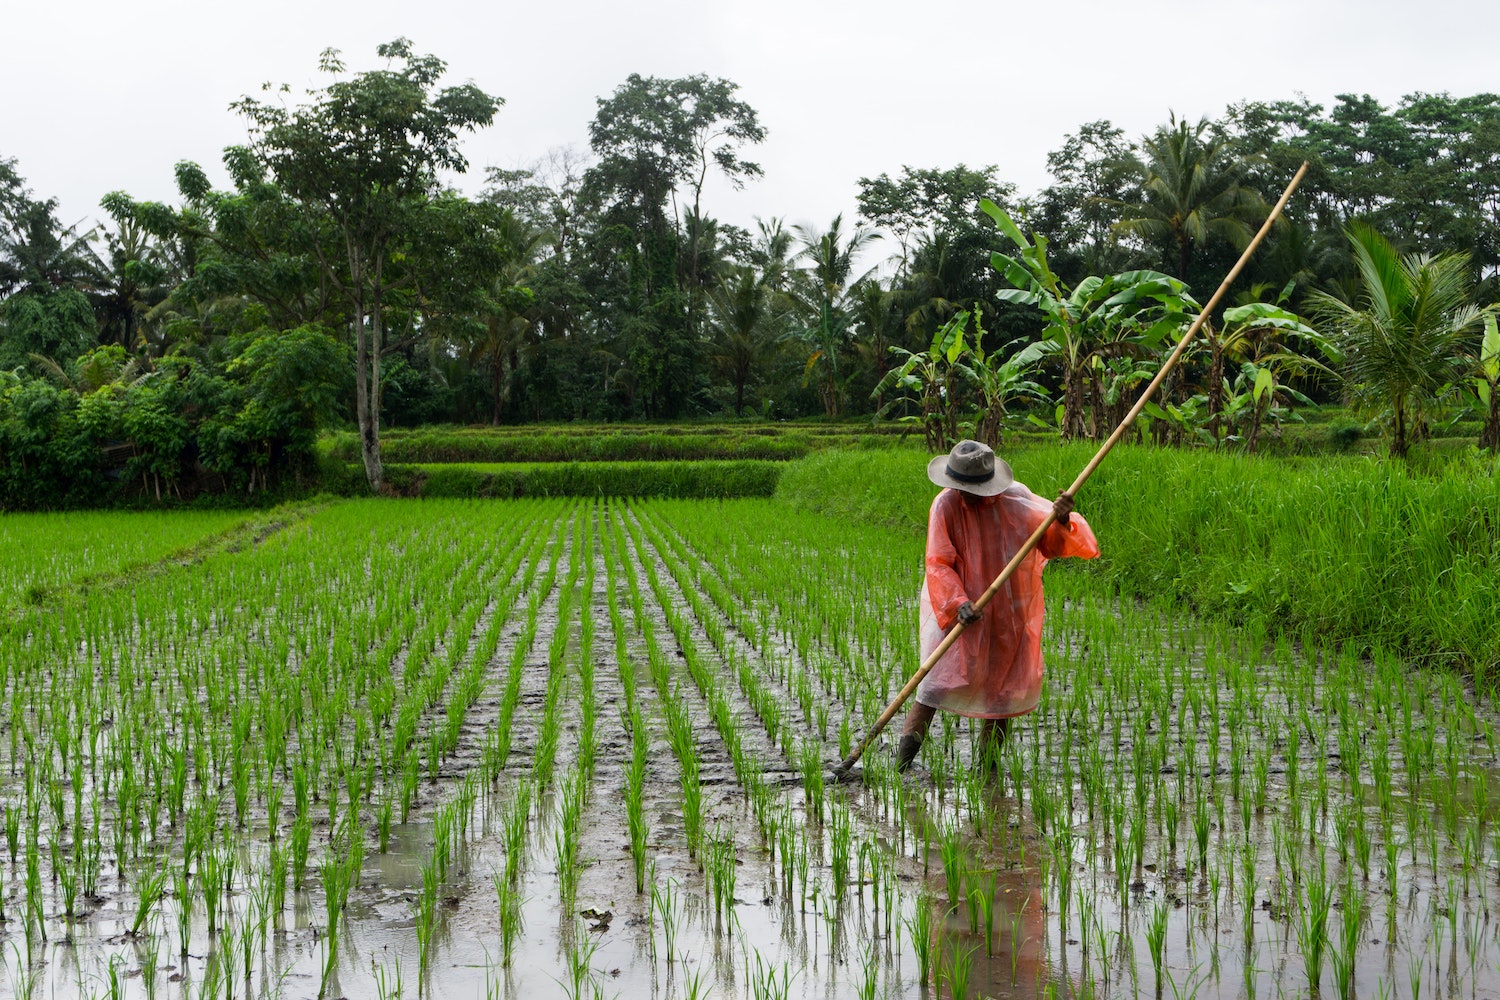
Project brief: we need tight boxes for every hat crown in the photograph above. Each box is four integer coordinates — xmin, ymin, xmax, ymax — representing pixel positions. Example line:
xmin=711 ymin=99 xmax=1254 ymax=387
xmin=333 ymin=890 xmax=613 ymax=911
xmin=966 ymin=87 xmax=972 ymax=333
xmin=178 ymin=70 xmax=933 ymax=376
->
xmin=947 ymin=440 xmax=994 ymax=480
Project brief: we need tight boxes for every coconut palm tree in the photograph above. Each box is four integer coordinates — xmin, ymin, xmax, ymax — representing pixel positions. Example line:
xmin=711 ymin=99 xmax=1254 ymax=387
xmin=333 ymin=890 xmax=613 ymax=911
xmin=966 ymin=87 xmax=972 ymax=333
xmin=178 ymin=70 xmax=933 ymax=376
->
xmin=1312 ymin=224 xmax=1488 ymax=457
xmin=468 ymin=212 xmax=542 ymax=423
xmin=706 ymin=265 xmax=777 ymax=416
xmin=1113 ymin=115 xmax=1267 ymax=281
xmin=787 ymin=214 xmax=878 ymax=417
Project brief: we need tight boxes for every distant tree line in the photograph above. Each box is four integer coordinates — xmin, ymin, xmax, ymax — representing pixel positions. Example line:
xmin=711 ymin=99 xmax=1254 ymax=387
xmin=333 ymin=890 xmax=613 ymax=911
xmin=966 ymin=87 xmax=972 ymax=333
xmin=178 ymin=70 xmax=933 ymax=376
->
xmin=3 ymin=39 xmax=1499 ymax=502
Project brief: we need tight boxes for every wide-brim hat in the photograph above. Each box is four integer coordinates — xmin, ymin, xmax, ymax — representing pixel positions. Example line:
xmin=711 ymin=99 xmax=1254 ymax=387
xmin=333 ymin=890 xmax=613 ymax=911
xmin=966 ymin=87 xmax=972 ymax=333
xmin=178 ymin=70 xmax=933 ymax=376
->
xmin=926 ymin=440 xmax=1014 ymax=496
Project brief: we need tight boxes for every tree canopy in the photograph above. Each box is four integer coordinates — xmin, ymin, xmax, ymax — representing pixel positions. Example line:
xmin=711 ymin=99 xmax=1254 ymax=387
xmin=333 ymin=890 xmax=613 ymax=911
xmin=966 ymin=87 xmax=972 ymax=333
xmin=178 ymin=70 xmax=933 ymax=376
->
xmin=5 ymin=71 xmax=1500 ymax=506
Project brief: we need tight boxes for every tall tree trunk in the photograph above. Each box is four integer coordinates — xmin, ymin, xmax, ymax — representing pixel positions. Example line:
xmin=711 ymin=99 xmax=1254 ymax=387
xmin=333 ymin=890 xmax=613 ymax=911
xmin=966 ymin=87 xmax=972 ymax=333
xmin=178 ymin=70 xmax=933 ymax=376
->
xmin=1061 ymin=364 xmax=1088 ymax=442
xmin=366 ymin=259 xmax=387 ymax=491
xmin=1391 ymin=397 xmax=1408 ymax=458
xmin=501 ymin=355 xmax=513 ymax=425
xmin=1481 ymin=392 xmax=1500 ymax=452
xmin=352 ymin=272 xmax=383 ymax=493
xmin=1088 ymin=369 xmax=1107 ymax=442
xmin=1207 ymin=340 xmax=1225 ymax=445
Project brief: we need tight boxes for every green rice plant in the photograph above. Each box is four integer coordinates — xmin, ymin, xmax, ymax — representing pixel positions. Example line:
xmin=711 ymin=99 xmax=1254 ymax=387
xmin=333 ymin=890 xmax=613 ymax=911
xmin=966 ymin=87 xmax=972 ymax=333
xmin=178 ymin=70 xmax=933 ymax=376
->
xmin=905 ymin=890 xmax=936 ymax=987
xmin=1193 ymin=790 xmax=1211 ymax=868
xmin=492 ymin=873 xmax=524 ymax=967
xmin=1296 ymin=860 xmax=1331 ymax=994
xmin=650 ymin=874 xmax=679 ymax=963
xmin=972 ymin=872 xmax=996 ymax=956
xmin=373 ymin=956 xmax=404 ymax=1000
xmin=680 ymin=759 xmax=705 ymax=862
xmin=624 ymin=710 xmax=650 ymax=894
xmin=798 ymin=741 xmax=825 ymax=826
xmin=828 ymin=805 xmax=852 ymax=901
xmin=706 ymin=829 xmax=738 ymax=926
xmin=129 ymin=861 xmax=168 ymax=937
xmin=745 ymin=948 xmax=795 ymax=1000
xmin=290 ymin=813 xmax=312 ymax=890
xmin=414 ymin=857 xmax=439 ymax=985
xmin=1328 ymin=873 xmax=1364 ymax=999
xmin=1146 ymin=899 xmax=1169 ymax=990
xmin=940 ymin=821 xmax=965 ymax=911
xmin=559 ymin=919 xmax=603 ymax=1000
xmin=856 ymin=945 xmax=879 ymax=1000
xmin=946 ymin=941 xmax=975 ymax=1000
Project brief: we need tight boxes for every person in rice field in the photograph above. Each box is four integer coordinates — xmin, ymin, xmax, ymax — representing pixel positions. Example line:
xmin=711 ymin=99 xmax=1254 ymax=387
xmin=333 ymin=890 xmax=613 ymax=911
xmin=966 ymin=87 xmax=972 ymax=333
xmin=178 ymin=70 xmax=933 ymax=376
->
xmin=897 ymin=439 xmax=1100 ymax=773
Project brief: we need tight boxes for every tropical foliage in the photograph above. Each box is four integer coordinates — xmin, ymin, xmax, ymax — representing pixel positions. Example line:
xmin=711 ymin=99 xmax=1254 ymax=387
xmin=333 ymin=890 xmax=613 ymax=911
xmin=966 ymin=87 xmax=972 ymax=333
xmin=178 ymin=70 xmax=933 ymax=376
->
xmin=5 ymin=56 xmax=1500 ymax=507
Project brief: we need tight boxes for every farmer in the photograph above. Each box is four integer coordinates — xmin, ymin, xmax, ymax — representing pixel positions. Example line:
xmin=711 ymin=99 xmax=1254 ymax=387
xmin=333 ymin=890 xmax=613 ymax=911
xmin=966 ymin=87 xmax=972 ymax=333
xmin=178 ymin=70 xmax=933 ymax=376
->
xmin=897 ymin=440 xmax=1099 ymax=772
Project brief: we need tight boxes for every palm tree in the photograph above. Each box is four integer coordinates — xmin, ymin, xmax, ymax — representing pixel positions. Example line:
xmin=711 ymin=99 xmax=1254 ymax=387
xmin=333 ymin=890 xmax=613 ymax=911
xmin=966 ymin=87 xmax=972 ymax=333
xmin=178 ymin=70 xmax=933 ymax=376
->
xmin=1312 ymin=225 xmax=1488 ymax=457
xmin=706 ymin=265 xmax=776 ymax=416
xmin=1113 ymin=115 xmax=1267 ymax=280
xmin=787 ymin=214 xmax=879 ymax=417
xmin=469 ymin=212 xmax=542 ymax=423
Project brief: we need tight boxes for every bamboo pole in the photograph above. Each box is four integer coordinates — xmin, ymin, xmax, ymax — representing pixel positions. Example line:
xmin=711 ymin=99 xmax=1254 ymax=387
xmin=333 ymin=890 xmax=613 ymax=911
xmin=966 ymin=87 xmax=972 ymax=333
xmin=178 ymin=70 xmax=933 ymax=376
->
xmin=833 ymin=161 xmax=1309 ymax=779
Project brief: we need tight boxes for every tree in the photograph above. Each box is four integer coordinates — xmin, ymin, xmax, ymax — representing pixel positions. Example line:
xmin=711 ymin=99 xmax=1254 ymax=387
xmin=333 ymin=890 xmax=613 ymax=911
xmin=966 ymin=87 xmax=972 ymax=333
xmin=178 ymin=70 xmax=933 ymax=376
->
xmin=984 ymin=200 xmax=1196 ymax=441
xmin=789 ymin=215 xmax=878 ymax=417
xmin=856 ymin=164 xmax=1011 ymax=272
xmin=958 ymin=307 xmax=1045 ymax=448
xmin=580 ymin=73 xmax=765 ymax=418
xmin=232 ymin=39 xmax=503 ymax=491
xmin=1211 ymin=301 xmax=1337 ymax=450
xmin=467 ymin=210 xmax=540 ymax=423
xmin=871 ymin=310 xmax=968 ymax=451
xmin=1113 ymin=115 xmax=1267 ymax=282
xmin=706 ymin=265 xmax=780 ymax=416
xmin=1312 ymin=225 xmax=1489 ymax=457
xmin=1034 ymin=121 xmax=1139 ymax=279
xmin=0 ymin=157 xmax=102 ymax=371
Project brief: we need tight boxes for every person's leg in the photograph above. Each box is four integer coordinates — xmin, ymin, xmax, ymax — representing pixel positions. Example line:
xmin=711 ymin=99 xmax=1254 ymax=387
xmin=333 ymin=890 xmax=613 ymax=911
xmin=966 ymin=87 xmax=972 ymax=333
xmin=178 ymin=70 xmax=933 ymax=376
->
xmin=897 ymin=702 xmax=937 ymax=771
xmin=979 ymin=716 xmax=1010 ymax=773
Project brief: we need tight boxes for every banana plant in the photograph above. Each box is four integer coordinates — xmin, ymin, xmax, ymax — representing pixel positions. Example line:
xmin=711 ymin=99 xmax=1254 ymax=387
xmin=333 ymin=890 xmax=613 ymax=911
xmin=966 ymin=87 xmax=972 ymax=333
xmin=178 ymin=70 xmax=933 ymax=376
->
xmin=981 ymin=198 xmax=1197 ymax=442
xmin=1476 ymin=313 xmax=1500 ymax=452
xmin=1224 ymin=359 xmax=1316 ymax=452
xmin=1210 ymin=301 xmax=1338 ymax=448
xmin=871 ymin=310 xmax=969 ymax=452
xmin=951 ymin=306 xmax=1046 ymax=448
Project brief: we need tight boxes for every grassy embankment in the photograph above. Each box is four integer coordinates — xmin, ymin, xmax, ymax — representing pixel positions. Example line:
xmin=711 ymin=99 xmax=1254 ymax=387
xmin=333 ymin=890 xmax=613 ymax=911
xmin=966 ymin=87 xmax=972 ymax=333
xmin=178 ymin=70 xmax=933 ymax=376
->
xmin=778 ymin=444 xmax=1500 ymax=683
xmin=324 ymin=421 xmax=905 ymax=498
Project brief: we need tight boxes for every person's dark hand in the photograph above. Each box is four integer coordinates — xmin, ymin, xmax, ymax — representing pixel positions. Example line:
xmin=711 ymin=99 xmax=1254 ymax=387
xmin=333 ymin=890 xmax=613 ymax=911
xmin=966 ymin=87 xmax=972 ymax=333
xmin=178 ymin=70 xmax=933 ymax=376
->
xmin=957 ymin=601 xmax=981 ymax=626
xmin=1053 ymin=491 xmax=1075 ymax=527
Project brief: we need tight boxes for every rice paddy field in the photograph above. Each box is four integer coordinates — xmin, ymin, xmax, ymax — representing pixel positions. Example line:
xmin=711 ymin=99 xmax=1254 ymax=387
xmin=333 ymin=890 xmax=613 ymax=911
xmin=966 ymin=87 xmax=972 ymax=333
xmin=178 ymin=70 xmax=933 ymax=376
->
xmin=3 ymin=479 xmax=1500 ymax=999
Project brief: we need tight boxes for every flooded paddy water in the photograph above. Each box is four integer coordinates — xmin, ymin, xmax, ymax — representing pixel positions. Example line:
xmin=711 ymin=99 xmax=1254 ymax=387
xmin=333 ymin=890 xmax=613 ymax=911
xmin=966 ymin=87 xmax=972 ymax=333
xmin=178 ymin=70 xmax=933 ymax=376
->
xmin=0 ymin=497 xmax=1495 ymax=998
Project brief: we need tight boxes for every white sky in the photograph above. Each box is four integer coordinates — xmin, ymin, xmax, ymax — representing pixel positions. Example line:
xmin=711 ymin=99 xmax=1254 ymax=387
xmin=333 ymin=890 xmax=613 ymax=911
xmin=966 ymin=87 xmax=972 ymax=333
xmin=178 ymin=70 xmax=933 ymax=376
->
xmin=6 ymin=0 xmax=1500 ymax=255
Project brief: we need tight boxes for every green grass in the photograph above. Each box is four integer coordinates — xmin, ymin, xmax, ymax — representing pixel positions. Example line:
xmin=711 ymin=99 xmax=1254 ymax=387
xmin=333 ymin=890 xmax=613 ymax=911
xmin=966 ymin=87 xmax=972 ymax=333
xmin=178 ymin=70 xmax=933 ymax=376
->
xmin=0 ymin=509 xmax=249 ymax=607
xmin=777 ymin=444 xmax=1500 ymax=677
xmin=318 ymin=422 xmax=906 ymax=464
xmin=333 ymin=460 xmax=783 ymax=499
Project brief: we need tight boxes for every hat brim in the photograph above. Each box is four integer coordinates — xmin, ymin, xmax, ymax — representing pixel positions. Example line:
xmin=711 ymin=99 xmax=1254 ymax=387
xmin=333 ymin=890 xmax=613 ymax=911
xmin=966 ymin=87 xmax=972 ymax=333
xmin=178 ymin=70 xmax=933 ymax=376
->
xmin=926 ymin=453 xmax=1014 ymax=496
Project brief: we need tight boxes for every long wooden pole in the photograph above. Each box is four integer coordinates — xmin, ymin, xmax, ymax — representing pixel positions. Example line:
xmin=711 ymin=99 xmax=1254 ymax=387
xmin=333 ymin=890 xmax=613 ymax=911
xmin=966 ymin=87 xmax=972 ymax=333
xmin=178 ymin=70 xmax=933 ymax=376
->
xmin=833 ymin=161 xmax=1309 ymax=779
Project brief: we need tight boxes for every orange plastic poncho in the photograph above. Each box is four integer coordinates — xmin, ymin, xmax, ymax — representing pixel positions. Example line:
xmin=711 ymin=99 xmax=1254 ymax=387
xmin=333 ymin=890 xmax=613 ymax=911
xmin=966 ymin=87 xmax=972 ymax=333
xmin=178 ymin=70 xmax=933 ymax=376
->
xmin=915 ymin=483 xmax=1100 ymax=719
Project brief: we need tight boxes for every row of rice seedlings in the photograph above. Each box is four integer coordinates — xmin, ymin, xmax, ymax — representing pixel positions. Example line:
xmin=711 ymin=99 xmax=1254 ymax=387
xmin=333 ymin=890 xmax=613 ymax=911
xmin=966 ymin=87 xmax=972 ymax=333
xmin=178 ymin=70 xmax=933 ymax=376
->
xmin=643 ymin=497 xmax=1500 ymax=998
xmin=0 ymin=499 xmax=565 ymax=991
xmin=624 ymin=502 xmax=913 ymax=936
xmin=555 ymin=505 xmax=598 ymax=909
xmin=604 ymin=506 xmax=709 ymax=869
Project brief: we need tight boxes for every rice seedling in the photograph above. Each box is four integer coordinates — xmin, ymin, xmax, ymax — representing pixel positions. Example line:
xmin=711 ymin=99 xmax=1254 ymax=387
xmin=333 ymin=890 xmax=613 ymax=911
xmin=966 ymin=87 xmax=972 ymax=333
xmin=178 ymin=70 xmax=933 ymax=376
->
xmin=745 ymin=948 xmax=795 ymax=1000
xmin=904 ymin=891 xmax=936 ymax=988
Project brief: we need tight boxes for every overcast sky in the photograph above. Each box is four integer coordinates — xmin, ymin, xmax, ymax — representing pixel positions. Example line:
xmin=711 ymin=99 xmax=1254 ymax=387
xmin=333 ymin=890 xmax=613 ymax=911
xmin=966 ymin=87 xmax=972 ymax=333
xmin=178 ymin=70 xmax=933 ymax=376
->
xmin=6 ymin=0 xmax=1500 ymax=251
